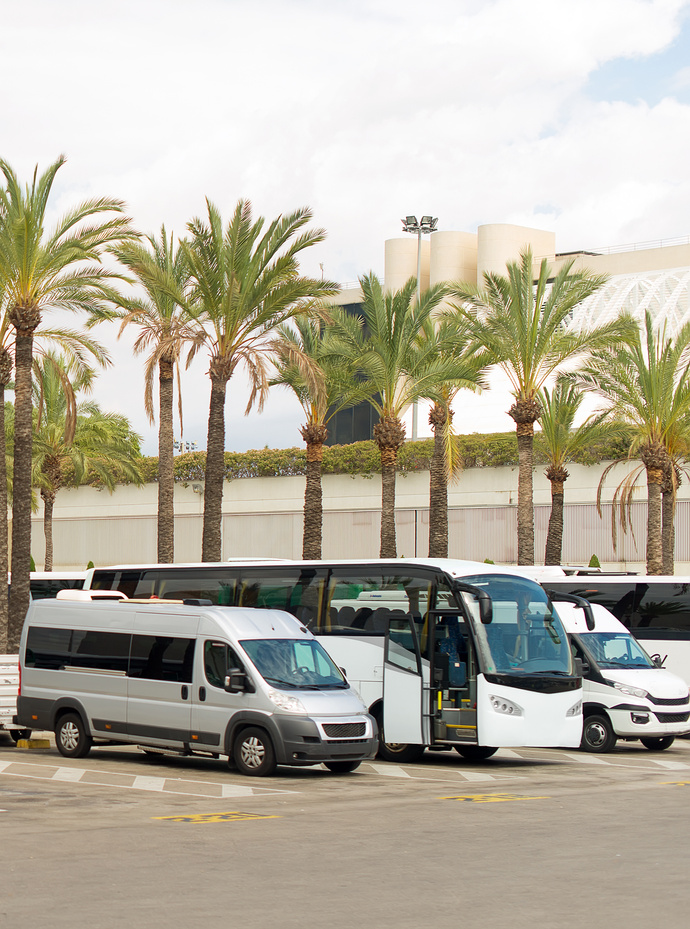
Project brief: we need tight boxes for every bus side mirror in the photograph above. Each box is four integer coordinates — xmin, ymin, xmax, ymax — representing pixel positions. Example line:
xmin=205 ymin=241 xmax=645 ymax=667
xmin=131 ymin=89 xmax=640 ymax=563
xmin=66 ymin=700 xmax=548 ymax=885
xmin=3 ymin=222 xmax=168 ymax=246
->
xmin=479 ymin=598 xmax=492 ymax=625
xmin=224 ymin=669 xmax=253 ymax=693
xmin=573 ymin=657 xmax=583 ymax=678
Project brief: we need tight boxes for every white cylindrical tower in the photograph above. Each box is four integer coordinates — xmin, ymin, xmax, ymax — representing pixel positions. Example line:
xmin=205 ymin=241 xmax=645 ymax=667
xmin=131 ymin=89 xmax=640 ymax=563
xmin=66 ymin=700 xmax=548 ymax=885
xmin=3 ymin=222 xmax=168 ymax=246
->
xmin=477 ymin=224 xmax=556 ymax=281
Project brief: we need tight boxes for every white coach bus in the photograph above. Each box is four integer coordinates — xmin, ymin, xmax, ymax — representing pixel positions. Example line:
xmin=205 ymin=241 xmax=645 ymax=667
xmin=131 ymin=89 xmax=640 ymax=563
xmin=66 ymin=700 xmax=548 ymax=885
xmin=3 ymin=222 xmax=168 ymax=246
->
xmin=84 ymin=558 xmax=585 ymax=762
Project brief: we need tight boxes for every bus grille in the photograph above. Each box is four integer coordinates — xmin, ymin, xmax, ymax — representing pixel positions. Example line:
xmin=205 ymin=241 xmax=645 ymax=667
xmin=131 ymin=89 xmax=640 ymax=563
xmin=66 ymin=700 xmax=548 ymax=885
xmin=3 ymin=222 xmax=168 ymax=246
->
xmin=323 ymin=722 xmax=367 ymax=738
xmin=649 ymin=695 xmax=690 ymax=706
xmin=653 ymin=711 xmax=690 ymax=723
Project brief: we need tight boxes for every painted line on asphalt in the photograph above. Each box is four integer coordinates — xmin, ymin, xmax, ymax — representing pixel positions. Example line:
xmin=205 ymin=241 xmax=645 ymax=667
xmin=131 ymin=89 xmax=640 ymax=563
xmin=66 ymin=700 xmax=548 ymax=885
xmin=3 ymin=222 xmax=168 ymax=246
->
xmin=154 ymin=810 xmax=280 ymax=824
xmin=439 ymin=792 xmax=550 ymax=803
xmin=0 ymin=761 xmax=296 ymax=798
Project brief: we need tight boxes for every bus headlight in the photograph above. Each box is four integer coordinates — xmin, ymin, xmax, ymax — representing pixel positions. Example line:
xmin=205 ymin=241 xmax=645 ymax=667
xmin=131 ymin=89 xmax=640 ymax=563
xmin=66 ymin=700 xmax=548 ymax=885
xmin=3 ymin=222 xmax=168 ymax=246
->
xmin=489 ymin=695 xmax=523 ymax=716
xmin=268 ymin=690 xmax=307 ymax=714
xmin=566 ymin=700 xmax=582 ymax=717
xmin=611 ymin=681 xmax=649 ymax=699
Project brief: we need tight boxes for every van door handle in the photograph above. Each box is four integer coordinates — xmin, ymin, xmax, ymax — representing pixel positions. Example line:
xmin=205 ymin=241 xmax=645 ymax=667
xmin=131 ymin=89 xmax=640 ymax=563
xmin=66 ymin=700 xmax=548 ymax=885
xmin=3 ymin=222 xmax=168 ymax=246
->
xmin=199 ymin=687 xmax=206 ymax=702
xmin=181 ymin=685 xmax=189 ymax=700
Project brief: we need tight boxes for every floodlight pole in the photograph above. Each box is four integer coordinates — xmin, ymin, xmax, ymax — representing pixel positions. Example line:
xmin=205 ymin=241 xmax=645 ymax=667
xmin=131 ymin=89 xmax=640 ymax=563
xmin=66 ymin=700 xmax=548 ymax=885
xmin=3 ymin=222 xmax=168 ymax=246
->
xmin=401 ymin=215 xmax=438 ymax=439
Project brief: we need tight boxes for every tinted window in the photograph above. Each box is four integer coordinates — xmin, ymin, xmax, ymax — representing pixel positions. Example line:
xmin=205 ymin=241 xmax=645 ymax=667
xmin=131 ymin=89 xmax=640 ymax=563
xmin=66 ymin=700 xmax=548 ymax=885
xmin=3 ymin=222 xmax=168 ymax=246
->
xmin=30 ymin=578 xmax=85 ymax=601
xmin=25 ymin=627 xmax=72 ymax=670
xmin=69 ymin=630 xmax=131 ymax=672
xmin=238 ymin=569 xmax=325 ymax=629
xmin=204 ymin=641 xmax=246 ymax=689
xmin=548 ymin=580 xmax=690 ymax=640
xmin=129 ymin=635 xmax=196 ymax=682
xmin=325 ymin=568 xmax=435 ymax=639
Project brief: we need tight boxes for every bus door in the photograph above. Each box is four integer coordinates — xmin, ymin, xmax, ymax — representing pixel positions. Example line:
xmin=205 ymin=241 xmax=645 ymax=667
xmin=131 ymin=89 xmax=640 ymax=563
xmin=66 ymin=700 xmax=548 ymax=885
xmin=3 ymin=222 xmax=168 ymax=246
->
xmin=429 ymin=609 xmax=477 ymax=745
xmin=382 ymin=613 xmax=426 ymax=745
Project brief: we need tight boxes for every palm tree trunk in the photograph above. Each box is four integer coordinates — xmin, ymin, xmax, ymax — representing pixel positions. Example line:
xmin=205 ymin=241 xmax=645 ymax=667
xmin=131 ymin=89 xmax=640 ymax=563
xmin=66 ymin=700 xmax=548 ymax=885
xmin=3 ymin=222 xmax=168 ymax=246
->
xmin=157 ymin=358 xmax=175 ymax=563
xmin=380 ymin=449 xmax=398 ymax=558
xmin=545 ymin=483 xmax=565 ymax=566
xmin=646 ymin=471 xmax=663 ymax=575
xmin=661 ymin=468 xmax=676 ymax=575
xmin=301 ymin=424 xmax=328 ymax=560
xmin=374 ymin=415 xmax=405 ymax=559
xmin=429 ymin=402 xmax=448 ymax=559
xmin=8 ymin=324 xmax=37 ymax=651
xmin=0 ymin=353 xmax=9 ymax=652
xmin=41 ymin=490 xmax=56 ymax=572
xmin=515 ymin=422 xmax=535 ymax=566
xmin=201 ymin=361 xmax=229 ymax=562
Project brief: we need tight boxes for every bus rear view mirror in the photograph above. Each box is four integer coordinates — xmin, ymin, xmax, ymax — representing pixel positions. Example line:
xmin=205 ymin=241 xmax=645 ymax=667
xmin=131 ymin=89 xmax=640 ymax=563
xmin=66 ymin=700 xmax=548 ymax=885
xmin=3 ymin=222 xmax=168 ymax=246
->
xmin=545 ymin=589 xmax=595 ymax=631
xmin=224 ymin=669 xmax=252 ymax=693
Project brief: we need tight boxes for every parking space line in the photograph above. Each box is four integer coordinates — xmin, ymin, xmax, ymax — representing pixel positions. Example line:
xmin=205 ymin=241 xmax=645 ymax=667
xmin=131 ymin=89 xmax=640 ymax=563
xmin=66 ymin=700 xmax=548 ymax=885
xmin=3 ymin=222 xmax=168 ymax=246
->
xmin=52 ymin=767 xmax=85 ymax=782
xmin=367 ymin=763 xmax=413 ymax=778
xmin=647 ymin=759 xmax=690 ymax=770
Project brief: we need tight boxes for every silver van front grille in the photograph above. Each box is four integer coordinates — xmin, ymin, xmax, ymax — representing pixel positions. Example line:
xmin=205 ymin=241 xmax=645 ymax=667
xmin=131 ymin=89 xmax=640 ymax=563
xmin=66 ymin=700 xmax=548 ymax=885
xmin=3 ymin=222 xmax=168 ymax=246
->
xmin=323 ymin=722 xmax=367 ymax=738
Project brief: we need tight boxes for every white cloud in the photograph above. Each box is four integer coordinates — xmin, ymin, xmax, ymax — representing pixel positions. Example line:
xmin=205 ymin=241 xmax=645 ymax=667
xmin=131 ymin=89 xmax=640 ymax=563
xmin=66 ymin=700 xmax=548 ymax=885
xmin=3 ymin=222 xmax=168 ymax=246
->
xmin=2 ymin=0 xmax=690 ymax=452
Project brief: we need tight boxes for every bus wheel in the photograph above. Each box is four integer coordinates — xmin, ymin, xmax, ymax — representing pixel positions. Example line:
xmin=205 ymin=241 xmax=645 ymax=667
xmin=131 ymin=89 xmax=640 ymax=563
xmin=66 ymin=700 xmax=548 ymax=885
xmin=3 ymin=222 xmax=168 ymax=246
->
xmin=324 ymin=760 xmax=361 ymax=773
xmin=641 ymin=736 xmax=675 ymax=751
xmin=581 ymin=714 xmax=617 ymax=753
xmin=9 ymin=729 xmax=32 ymax=743
xmin=454 ymin=746 xmax=498 ymax=761
xmin=373 ymin=710 xmax=424 ymax=763
xmin=233 ymin=727 xmax=277 ymax=777
xmin=55 ymin=712 xmax=92 ymax=759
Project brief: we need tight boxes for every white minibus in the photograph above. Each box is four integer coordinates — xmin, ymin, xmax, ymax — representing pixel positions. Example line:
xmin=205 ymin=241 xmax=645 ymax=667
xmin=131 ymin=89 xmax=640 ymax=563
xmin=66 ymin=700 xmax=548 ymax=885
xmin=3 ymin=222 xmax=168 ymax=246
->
xmin=84 ymin=558 xmax=586 ymax=761
xmin=15 ymin=593 xmax=378 ymax=776
xmin=532 ymin=569 xmax=690 ymax=687
xmin=552 ymin=600 xmax=690 ymax=752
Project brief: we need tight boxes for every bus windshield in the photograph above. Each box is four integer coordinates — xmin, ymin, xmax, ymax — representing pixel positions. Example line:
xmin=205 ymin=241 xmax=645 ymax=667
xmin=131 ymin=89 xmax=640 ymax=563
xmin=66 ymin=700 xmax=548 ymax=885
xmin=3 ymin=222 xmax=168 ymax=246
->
xmin=579 ymin=632 xmax=654 ymax=670
xmin=240 ymin=638 xmax=348 ymax=690
xmin=460 ymin=574 xmax=573 ymax=676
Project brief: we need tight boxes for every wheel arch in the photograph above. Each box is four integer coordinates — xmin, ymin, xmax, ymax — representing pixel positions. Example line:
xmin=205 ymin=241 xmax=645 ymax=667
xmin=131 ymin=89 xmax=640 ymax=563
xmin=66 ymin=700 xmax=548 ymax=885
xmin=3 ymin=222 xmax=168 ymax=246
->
xmin=224 ymin=712 xmax=283 ymax=762
xmin=51 ymin=698 xmax=91 ymax=735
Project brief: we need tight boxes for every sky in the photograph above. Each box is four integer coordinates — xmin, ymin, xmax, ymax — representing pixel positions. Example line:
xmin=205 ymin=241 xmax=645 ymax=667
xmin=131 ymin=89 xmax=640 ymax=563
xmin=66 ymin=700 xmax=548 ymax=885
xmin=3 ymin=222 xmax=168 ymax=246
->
xmin=3 ymin=0 xmax=690 ymax=454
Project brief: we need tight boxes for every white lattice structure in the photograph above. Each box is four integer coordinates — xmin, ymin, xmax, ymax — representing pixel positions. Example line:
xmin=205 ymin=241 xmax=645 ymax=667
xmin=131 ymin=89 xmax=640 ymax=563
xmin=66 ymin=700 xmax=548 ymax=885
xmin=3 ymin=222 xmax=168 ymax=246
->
xmin=570 ymin=266 xmax=690 ymax=334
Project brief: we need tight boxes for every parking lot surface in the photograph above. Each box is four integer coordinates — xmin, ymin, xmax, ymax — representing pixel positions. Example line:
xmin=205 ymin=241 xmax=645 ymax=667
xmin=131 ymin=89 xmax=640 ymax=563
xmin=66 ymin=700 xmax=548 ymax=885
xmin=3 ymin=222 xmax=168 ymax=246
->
xmin=1 ymin=732 xmax=688 ymax=929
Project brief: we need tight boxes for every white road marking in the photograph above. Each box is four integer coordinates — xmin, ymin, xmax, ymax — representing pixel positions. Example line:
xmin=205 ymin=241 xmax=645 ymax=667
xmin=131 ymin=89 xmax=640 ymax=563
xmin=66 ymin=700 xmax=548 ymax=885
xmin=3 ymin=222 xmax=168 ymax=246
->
xmin=560 ymin=752 xmax=610 ymax=765
xmin=648 ymin=759 xmax=690 ymax=770
xmin=53 ymin=767 xmax=85 ymax=782
xmin=132 ymin=775 xmax=166 ymax=791
xmin=0 ymin=761 xmax=295 ymax=798
xmin=367 ymin=763 xmax=412 ymax=778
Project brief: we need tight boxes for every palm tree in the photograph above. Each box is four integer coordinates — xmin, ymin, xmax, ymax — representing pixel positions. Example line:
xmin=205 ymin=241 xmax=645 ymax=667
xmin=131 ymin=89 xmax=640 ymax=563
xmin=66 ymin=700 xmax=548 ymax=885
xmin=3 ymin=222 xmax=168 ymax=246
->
xmin=111 ymin=227 xmax=194 ymax=562
xmin=538 ymin=378 xmax=619 ymax=566
xmin=450 ymin=248 xmax=628 ymax=565
xmin=271 ymin=315 xmax=369 ymax=559
xmin=0 ymin=155 xmax=135 ymax=648
xmin=180 ymin=199 xmax=338 ymax=562
xmin=417 ymin=317 xmax=487 ymax=558
xmin=331 ymin=274 xmax=464 ymax=558
xmin=575 ymin=311 xmax=690 ymax=574
xmin=33 ymin=353 xmax=143 ymax=570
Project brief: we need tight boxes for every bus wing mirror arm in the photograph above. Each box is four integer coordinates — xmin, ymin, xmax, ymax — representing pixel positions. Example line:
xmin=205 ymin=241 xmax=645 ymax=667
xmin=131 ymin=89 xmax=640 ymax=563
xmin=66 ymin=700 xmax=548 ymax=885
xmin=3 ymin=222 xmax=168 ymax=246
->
xmin=545 ymin=589 xmax=595 ymax=631
xmin=454 ymin=582 xmax=493 ymax=624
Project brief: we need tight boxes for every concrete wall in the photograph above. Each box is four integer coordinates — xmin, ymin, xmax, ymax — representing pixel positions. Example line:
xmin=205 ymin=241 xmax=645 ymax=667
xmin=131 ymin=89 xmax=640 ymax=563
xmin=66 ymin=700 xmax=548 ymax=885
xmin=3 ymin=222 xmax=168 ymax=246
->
xmin=29 ymin=460 xmax=690 ymax=574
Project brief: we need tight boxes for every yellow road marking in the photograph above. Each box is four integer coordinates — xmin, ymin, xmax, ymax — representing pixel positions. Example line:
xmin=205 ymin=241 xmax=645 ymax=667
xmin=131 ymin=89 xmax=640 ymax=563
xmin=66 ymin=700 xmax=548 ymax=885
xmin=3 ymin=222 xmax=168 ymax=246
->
xmin=439 ymin=793 xmax=550 ymax=803
xmin=660 ymin=781 xmax=690 ymax=787
xmin=154 ymin=810 xmax=280 ymax=823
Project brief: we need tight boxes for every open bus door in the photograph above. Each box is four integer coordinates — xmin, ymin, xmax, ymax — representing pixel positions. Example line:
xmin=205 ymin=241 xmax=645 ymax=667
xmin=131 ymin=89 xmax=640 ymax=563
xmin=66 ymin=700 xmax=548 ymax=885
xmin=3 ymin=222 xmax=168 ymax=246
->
xmin=382 ymin=613 xmax=426 ymax=745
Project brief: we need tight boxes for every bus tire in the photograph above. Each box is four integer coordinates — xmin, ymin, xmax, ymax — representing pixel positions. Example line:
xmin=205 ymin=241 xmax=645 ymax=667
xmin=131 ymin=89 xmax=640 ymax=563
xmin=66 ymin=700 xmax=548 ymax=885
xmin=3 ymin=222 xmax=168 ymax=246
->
xmin=454 ymin=746 xmax=498 ymax=761
xmin=581 ymin=714 xmax=617 ymax=753
xmin=233 ymin=727 xmax=277 ymax=777
xmin=640 ymin=736 xmax=675 ymax=751
xmin=373 ymin=709 xmax=425 ymax=763
xmin=324 ymin=760 xmax=361 ymax=773
xmin=55 ymin=712 xmax=92 ymax=759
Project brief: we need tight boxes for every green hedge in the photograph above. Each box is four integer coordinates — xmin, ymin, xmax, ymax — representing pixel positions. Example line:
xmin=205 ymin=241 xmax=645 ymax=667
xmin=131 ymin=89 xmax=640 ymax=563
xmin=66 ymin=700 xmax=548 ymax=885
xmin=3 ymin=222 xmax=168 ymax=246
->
xmin=119 ymin=431 xmax=633 ymax=485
